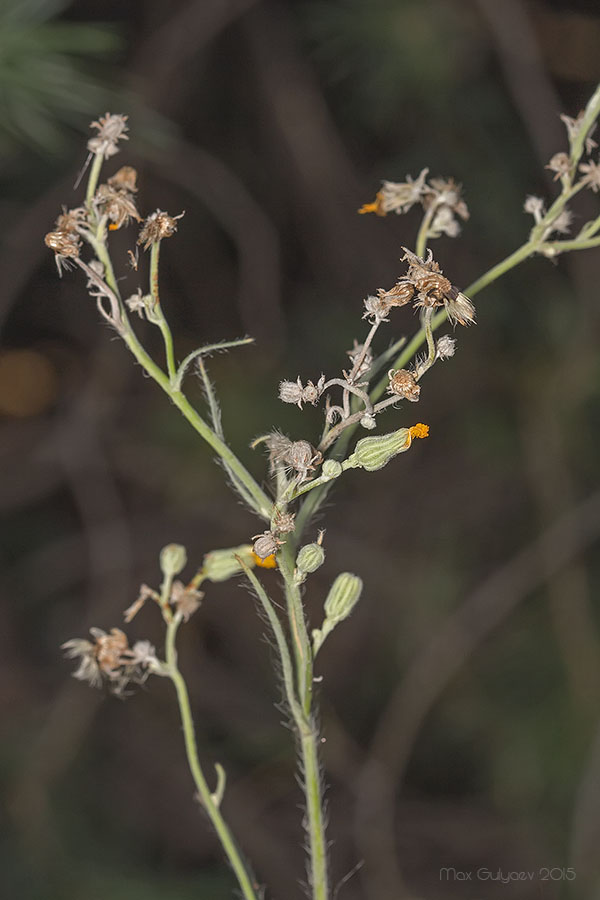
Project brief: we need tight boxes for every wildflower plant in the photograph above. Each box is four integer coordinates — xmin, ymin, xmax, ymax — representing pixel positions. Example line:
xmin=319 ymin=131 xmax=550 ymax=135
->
xmin=45 ymin=89 xmax=600 ymax=900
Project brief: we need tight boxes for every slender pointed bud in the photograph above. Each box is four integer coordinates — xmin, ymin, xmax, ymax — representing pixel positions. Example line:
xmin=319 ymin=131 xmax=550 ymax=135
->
xmin=160 ymin=543 xmax=187 ymax=578
xmin=202 ymin=545 xmax=255 ymax=582
xmin=346 ymin=427 xmax=412 ymax=472
xmin=313 ymin=572 xmax=363 ymax=655
xmin=297 ymin=543 xmax=326 ymax=575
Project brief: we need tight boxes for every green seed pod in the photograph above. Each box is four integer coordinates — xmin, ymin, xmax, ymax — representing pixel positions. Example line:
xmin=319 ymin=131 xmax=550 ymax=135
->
xmin=296 ymin=542 xmax=325 ymax=575
xmin=348 ymin=427 xmax=411 ymax=472
xmin=202 ymin=544 xmax=255 ymax=582
xmin=160 ymin=543 xmax=187 ymax=578
xmin=324 ymin=572 xmax=363 ymax=623
xmin=322 ymin=459 xmax=343 ymax=479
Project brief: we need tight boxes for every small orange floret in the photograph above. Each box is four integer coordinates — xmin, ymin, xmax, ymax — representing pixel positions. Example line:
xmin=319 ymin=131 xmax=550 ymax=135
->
xmin=252 ymin=552 xmax=277 ymax=569
xmin=108 ymin=223 xmax=120 ymax=231
xmin=358 ymin=191 xmax=386 ymax=216
xmin=409 ymin=423 xmax=429 ymax=440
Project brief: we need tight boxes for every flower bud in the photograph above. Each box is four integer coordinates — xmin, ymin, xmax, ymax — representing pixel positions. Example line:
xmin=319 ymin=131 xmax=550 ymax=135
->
xmin=360 ymin=414 xmax=377 ymax=430
xmin=202 ymin=544 xmax=255 ymax=582
xmin=324 ymin=573 xmax=363 ymax=624
xmin=296 ymin=542 xmax=325 ymax=575
xmin=348 ymin=428 xmax=412 ymax=472
xmin=160 ymin=543 xmax=187 ymax=578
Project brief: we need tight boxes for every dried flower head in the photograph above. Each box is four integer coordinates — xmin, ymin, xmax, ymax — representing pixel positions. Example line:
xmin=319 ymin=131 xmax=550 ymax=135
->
xmin=138 ymin=210 xmax=185 ymax=250
xmin=45 ymin=230 xmax=81 ymax=274
xmin=278 ymin=376 xmax=324 ymax=409
xmin=388 ymin=369 xmax=421 ymax=401
xmin=524 ymin=195 xmax=545 ymax=224
xmin=170 ymin=581 xmax=203 ymax=622
xmin=376 ymin=280 xmax=415 ymax=309
xmin=273 ymin=509 xmax=296 ymax=535
xmin=402 ymin=247 xmax=452 ymax=303
xmin=430 ymin=206 xmax=461 ymax=238
xmin=358 ymin=168 xmax=429 ymax=216
xmin=436 ymin=334 xmax=457 ymax=359
xmin=548 ymin=208 xmax=573 ymax=236
xmin=362 ymin=294 xmax=391 ymax=324
xmin=252 ymin=530 xmax=284 ymax=560
xmin=108 ymin=166 xmax=138 ymax=192
xmin=444 ymin=285 xmax=476 ymax=326
xmin=426 ymin=177 xmax=470 ymax=222
xmin=55 ymin=206 xmax=86 ymax=233
xmin=579 ymin=159 xmax=600 ymax=193
xmin=95 ymin=183 xmax=141 ymax=230
xmin=546 ymin=152 xmax=571 ymax=181
xmin=88 ymin=113 xmax=129 ymax=159
xmin=62 ymin=627 xmax=158 ymax=695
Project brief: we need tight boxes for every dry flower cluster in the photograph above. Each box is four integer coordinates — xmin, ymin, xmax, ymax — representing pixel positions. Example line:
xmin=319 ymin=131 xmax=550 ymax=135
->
xmin=43 ymin=88 xmax=600 ymax=900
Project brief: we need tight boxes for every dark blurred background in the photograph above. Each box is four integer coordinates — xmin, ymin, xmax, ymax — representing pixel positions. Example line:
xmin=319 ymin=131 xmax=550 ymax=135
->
xmin=2 ymin=1 xmax=600 ymax=898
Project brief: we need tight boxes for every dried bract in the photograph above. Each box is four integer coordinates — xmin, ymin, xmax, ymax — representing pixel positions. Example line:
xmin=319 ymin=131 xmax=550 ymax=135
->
xmin=444 ymin=286 xmax=476 ymax=326
xmin=88 ymin=113 xmax=129 ymax=159
xmin=138 ymin=210 xmax=184 ymax=250
xmin=388 ymin=369 xmax=421 ymax=401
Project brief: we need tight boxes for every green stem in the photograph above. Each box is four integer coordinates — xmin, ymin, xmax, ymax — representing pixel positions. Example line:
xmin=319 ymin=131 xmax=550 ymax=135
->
xmin=415 ymin=204 xmax=436 ymax=258
xmin=85 ymin=152 xmax=104 ymax=209
xmin=570 ymin=82 xmax=600 ymax=167
xmin=301 ymin=730 xmax=329 ymax=900
xmin=150 ymin=241 xmax=177 ymax=382
xmin=165 ymin=616 xmax=259 ymax=900
xmin=542 ymin=235 xmax=600 ymax=254
xmin=278 ymin=542 xmax=313 ymax=711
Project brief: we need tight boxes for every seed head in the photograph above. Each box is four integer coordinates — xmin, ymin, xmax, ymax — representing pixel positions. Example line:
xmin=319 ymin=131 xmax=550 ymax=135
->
xmin=388 ymin=369 xmax=420 ymax=401
xmin=359 ymin=168 xmax=429 ymax=216
xmin=88 ymin=113 xmax=129 ymax=159
xmin=376 ymin=281 xmax=415 ymax=309
xmin=108 ymin=166 xmax=138 ymax=192
xmin=95 ymin=183 xmax=141 ymax=230
xmin=579 ymin=159 xmax=600 ymax=193
xmin=55 ymin=206 xmax=86 ymax=233
xmin=363 ymin=294 xmax=390 ymax=324
xmin=444 ymin=286 xmax=476 ymax=326
xmin=346 ymin=340 xmax=374 ymax=377
xmin=273 ymin=509 xmax=296 ymax=534
xmin=138 ymin=210 xmax=184 ymax=250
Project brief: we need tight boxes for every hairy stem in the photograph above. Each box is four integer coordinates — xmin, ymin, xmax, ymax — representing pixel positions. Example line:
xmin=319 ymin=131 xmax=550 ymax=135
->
xmin=150 ymin=241 xmax=177 ymax=382
xmin=165 ymin=616 xmax=259 ymax=900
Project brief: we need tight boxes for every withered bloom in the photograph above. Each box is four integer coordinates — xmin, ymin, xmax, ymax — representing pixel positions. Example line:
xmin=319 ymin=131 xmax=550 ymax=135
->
xmin=278 ymin=376 xmax=324 ymax=409
xmin=170 ymin=581 xmax=203 ymax=622
xmin=388 ymin=369 xmax=421 ymax=401
xmin=55 ymin=206 xmax=87 ymax=233
xmin=45 ymin=230 xmax=81 ymax=274
xmin=62 ymin=627 xmax=159 ymax=695
xmin=95 ymin=183 xmax=141 ymax=230
xmin=138 ymin=210 xmax=184 ymax=250
xmin=88 ymin=113 xmax=129 ymax=159
xmin=359 ymin=168 xmax=429 ymax=216
xmin=108 ymin=166 xmax=138 ymax=193
xmin=546 ymin=152 xmax=571 ymax=181
xmin=579 ymin=159 xmax=600 ymax=192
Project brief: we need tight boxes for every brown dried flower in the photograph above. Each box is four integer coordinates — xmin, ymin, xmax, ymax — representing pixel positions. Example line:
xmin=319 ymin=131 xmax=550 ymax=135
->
xmin=95 ymin=183 xmax=141 ymax=230
xmin=62 ymin=627 xmax=159 ymax=695
xmin=387 ymin=369 xmax=421 ymax=401
xmin=138 ymin=210 xmax=185 ymax=250
xmin=45 ymin=230 xmax=81 ymax=274
xmin=363 ymin=294 xmax=391 ymax=324
xmin=444 ymin=285 xmax=476 ymax=326
xmin=88 ymin=113 xmax=129 ymax=159
xmin=273 ymin=510 xmax=296 ymax=534
xmin=55 ymin=206 xmax=86 ymax=233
